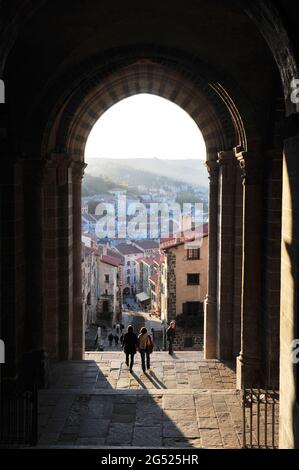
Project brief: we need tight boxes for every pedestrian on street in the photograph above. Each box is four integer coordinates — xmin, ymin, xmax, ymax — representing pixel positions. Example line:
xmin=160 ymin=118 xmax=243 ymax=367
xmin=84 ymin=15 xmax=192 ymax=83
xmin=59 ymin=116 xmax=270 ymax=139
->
xmin=108 ymin=332 xmax=114 ymax=347
xmin=114 ymin=334 xmax=119 ymax=347
xmin=138 ymin=327 xmax=153 ymax=373
xmin=166 ymin=321 xmax=176 ymax=355
xmin=120 ymin=333 xmax=124 ymax=346
xmin=122 ymin=325 xmax=138 ymax=372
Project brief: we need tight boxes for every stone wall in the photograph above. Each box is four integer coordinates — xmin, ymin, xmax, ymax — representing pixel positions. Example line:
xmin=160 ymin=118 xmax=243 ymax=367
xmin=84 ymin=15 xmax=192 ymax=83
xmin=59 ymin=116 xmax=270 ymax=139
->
xmin=173 ymin=328 xmax=203 ymax=351
xmin=166 ymin=252 xmax=176 ymax=322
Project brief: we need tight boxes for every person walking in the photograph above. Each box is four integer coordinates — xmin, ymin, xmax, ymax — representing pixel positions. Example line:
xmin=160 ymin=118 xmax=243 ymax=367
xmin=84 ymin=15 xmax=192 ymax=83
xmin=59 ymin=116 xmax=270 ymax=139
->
xmin=138 ymin=327 xmax=153 ymax=373
xmin=108 ymin=332 xmax=114 ymax=347
xmin=122 ymin=325 xmax=138 ymax=372
xmin=166 ymin=321 xmax=176 ymax=355
xmin=114 ymin=334 xmax=119 ymax=348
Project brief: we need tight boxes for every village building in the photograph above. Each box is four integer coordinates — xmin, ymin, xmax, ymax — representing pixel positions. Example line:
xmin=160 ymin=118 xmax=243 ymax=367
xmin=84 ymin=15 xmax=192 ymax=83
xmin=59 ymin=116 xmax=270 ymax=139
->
xmin=160 ymin=224 xmax=208 ymax=324
xmin=112 ymin=243 xmax=144 ymax=296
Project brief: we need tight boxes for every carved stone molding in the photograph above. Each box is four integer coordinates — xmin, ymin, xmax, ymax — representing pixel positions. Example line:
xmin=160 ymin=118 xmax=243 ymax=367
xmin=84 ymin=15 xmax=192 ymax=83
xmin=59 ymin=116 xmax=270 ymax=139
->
xmin=236 ymin=151 xmax=263 ymax=186
xmin=218 ymin=151 xmax=236 ymax=181
xmin=205 ymin=160 xmax=219 ymax=185
xmin=72 ymin=161 xmax=87 ymax=183
xmin=49 ymin=153 xmax=73 ymax=186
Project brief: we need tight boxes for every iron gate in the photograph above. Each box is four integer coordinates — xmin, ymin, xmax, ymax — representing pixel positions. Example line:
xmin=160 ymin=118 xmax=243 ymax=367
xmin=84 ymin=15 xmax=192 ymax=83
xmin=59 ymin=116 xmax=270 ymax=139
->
xmin=0 ymin=383 xmax=38 ymax=447
xmin=242 ymin=389 xmax=279 ymax=449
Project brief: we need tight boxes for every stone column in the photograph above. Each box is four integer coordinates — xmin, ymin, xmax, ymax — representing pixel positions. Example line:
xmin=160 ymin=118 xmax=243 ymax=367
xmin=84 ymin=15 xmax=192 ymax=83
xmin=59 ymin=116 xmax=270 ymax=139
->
xmin=204 ymin=158 xmax=219 ymax=359
xmin=72 ymin=161 xmax=86 ymax=359
xmin=43 ymin=158 xmax=60 ymax=361
xmin=55 ymin=156 xmax=74 ymax=360
xmin=217 ymin=151 xmax=236 ymax=360
xmin=236 ymin=151 xmax=262 ymax=389
xmin=279 ymin=114 xmax=299 ymax=449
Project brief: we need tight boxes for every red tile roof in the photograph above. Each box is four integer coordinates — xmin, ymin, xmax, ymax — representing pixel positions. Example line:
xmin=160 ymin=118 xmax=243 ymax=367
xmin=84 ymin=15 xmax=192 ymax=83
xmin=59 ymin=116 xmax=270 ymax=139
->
xmin=101 ymin=254 xmax=122 ymax=268
xmin=114 ymin=243 xmax=144 ymax=255
xmin=160 ymin=223 xmax=209 ymax=250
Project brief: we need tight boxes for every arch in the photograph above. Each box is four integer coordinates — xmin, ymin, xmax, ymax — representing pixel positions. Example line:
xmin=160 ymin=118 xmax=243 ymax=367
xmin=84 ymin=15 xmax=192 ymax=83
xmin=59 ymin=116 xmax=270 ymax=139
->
xmin=39 ymin=47 xmax=256 ymax=161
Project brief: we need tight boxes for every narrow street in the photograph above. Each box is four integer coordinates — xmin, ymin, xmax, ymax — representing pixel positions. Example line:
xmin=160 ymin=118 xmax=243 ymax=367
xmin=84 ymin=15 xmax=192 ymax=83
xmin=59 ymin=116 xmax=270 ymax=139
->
xmin=97 ymin=299 xmax=165 ymax=352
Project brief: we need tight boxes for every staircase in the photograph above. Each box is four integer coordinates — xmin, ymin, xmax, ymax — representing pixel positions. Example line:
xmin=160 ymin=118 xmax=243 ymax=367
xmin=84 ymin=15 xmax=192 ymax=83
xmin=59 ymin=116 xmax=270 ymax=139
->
xmin=37 ymin=352 xmax=243 ymax=448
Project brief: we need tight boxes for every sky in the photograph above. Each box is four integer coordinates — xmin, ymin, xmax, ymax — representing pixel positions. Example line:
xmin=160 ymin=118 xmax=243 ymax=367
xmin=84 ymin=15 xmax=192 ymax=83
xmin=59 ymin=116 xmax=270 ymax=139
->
xmin=84 ymin=94 xmax=207 ymax=161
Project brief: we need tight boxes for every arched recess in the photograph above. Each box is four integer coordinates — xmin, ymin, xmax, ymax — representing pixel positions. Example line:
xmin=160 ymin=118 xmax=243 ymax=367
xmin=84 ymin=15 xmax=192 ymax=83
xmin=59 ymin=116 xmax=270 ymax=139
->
xmin=32 ymin=50 xmax=262 ymax=370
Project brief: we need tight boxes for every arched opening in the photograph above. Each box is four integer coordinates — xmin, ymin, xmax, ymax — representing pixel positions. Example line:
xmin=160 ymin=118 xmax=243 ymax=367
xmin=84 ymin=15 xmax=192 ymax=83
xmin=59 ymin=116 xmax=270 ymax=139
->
xmin=40 ymin=55 xmax=252 ymax=379
xmin=1 ymin=0 xmax=298 ymax=449
xmin=82 ymin=93 xmax=208 ymax=351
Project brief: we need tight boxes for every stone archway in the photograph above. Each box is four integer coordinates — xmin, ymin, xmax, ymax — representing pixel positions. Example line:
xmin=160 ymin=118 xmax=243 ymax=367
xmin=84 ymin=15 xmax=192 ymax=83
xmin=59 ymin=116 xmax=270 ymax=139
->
xmin=33 ymin=50 xmax=266 ymax=393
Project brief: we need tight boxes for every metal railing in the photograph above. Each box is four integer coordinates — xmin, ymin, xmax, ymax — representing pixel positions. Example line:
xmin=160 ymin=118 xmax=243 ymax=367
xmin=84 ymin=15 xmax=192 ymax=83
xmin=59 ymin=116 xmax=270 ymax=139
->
xmin=242 ymin=388 xmax=279 ymax=449
xmin=0 ymin=382 xmax=38 ymax=448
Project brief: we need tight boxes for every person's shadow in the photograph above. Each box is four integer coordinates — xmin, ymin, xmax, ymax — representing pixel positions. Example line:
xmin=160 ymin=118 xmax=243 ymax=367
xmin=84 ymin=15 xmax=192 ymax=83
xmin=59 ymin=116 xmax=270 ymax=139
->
xmin=148 ymin=371 xmax=167 ymax=389
xmin=130 ymin=371 xmax=147 ymax=389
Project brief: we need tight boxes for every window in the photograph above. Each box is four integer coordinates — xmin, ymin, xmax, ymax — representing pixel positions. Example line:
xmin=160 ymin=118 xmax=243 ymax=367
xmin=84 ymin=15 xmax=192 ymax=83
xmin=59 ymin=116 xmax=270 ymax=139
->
xmin=187 ymin=273 xmax=200 ymax=286
xmin=187 ymin=248 xmax=200 ymax=260
xmin=127 ymin=261 xmax=130 ymax=266
xmin=183 ymin=302 xmax=203 ymax=315
xmin=127 ymin=269 xmax=130 ymax=275
xmin=104 ymin=274 xmax=109 ymax=283
xmin=127 ymin=277 xmax=130 ymax=284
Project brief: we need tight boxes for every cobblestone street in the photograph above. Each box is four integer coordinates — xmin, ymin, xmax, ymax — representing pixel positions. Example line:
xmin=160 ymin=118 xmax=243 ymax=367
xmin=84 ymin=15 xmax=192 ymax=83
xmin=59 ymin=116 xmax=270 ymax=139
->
xmin=37 ymin=352 xmax=243 ymax=448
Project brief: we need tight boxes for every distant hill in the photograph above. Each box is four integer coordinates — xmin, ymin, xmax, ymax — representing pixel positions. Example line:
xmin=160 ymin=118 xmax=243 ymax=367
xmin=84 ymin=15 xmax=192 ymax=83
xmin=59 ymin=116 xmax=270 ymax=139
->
xmin=85 ymin=158 xmax=208 ymax=189
xmin=82 ymin=174 xmax=127 ymax=197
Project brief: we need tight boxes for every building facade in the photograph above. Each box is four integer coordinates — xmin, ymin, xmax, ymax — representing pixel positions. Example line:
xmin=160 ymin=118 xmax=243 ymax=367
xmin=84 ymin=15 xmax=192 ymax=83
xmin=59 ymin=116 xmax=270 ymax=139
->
xmin=161 ymin=228 xmax=208 ymax=324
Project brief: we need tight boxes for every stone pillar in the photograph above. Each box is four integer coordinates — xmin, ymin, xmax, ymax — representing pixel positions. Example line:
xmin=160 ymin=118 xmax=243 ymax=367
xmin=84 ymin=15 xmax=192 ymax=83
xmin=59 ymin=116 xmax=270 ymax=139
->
xmin=236 ymin=151 xmax=262 ymax=389
xmin=217 ymin=151 xmax=236 ymax=360
xmin=262 ymin=149 xmax=282 ymax=389
xmin=204 ymin=158 xmax=219 ymax=359
xmin=279 ymin=115 xmax=299 ymax=449
xmin=43 ymin=158 xmax=59 ymax=361
xmin=72 ymin=161 xmax=86 ymax=359
xmin=56 ymin=156 xmax=74 ymax=360
xmin=233 ymin=167 xmax=243 ymax=357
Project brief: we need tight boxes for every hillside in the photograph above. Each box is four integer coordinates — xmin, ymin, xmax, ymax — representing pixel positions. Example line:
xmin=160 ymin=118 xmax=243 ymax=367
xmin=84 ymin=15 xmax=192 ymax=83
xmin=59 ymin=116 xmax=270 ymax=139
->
xmin=85 ymin=158 xmax=208 ymax=189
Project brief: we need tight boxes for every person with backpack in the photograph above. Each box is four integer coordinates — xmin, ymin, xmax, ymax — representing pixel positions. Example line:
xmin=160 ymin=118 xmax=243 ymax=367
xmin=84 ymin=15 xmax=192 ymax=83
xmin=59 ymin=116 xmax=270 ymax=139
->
xmin=122 ymin=325 xmax=138 ymax=372
xmin=138 ymin=327 xmax=153 ymax=373
xmin=166 ymin=321 xmax=176 ymax=355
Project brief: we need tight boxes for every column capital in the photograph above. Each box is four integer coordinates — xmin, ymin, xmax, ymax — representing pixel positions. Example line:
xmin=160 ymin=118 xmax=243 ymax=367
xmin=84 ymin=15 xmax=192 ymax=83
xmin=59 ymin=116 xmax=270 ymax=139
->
xmin=72 ymin=161 xmax=87 ymax=183
xmin=49 ymin=153 xmax=73 ymax=186
xmin=205 ymin=159 xmax=219 ymax=185
xmin=218 ymin=150 xmax=237 ymax=181
xmin=236 ymin=151 xmax=262 ymax=185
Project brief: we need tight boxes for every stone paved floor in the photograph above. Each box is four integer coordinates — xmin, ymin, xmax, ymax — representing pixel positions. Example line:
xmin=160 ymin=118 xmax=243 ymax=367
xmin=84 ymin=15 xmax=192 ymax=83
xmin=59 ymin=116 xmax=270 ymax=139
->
xmin=50 ymin=352 xmax=236 ymax=391
xmin=38 ymin=352 xmax=243 ymax=448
